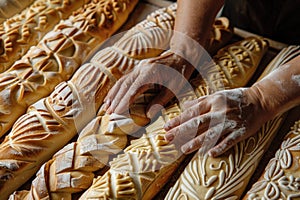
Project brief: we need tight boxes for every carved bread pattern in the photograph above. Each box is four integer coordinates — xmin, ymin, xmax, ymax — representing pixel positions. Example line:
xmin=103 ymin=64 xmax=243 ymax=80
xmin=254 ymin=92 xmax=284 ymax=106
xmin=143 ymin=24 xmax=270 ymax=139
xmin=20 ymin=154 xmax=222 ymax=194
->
xmin=9 ymin=91 xmax=155 ymax=200
xmin=245 ymin=121 xmax=300 ymax=199
xmin=7 ymin=4 xmax=235 ymax=199
xmin=0 ymin=1 xmax=139 ymax=199
xmin=7 ymin=3 xmax=180 ymax=199
xmin=165 ymin=46 xmax=300 ymax=200
xmin=0 ymin=0 xmax=35 ymax=23
xmin=113 ymin=4 xmax=176 ymax=59
xmin=200 ymin=37 xmax=268 ymax=91
xmin=79 ymin=37 xmax=268 ymax=200
xmin=114 ymin=3 xmax=233 ymax=59
xmin=1 ymin=46 xmax=138 ymax=199
xmin=79 ymin=104 xmax=183 ymax=200
xmin=0 ymin=0 xmax=88 ymax=73
xmin=0 ymin=0 xmax=138 ymax=138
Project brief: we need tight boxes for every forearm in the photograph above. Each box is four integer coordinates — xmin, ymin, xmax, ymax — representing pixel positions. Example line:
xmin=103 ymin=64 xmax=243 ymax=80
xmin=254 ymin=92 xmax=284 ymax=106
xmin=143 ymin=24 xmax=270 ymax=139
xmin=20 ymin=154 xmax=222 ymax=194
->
xmin=171 ymin=0 xmax=225 ymax=50
xmin=249 ymin=55 xmax=300 ymax=119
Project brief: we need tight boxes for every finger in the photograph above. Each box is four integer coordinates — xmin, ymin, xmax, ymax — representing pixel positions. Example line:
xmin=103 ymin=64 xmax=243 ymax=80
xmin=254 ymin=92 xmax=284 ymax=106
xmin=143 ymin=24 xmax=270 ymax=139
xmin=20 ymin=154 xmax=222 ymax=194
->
xmin=164 ymin=113 xmax=214 ymax=141
xmin=114 ymin=78 xmax=151 ymax=114
xmin=164 ymin=102 xmax=210 ymax=131
xmin=104 ymin=75 xmax=126 ymax=103
xmin=146 ymin=89 xmax=175 ymax=119
xmin=106 ymin=76 xmax=134 ymax=114
xmin=208 ymin=127 xmax=246 ymax=157
xmin=181 ymin=121 xmax=235 ymax=154
xmin=181 ymin=123 xmax=223 ymax=154
xmin=181 ymin=96 xmax=207 ymax=110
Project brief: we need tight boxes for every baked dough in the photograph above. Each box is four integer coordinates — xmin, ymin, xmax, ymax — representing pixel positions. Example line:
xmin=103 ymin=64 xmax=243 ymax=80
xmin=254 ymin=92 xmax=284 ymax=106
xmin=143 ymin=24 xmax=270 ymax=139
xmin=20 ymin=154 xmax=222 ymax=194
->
xmin=8 ymin=4 xmax=235 ymax=199
xmin=79 ymin=37 xmax=268 ymax=200
xmin=165 ymin=45 xmax=300 ymax=200
xmin=7 ymin=3 xmax=178 ymax=199
xmin=0 ymin=0 xmax=87 ymax=73
xmin=0 ymin=0 xmax=35 ymax=23
xmin=245 ymin=120 xmax=300 ymax=199
xmin=0 ymin=0 xmax=138 ymax=198
xmin=0 ymin=0 xmax=138 ymax=138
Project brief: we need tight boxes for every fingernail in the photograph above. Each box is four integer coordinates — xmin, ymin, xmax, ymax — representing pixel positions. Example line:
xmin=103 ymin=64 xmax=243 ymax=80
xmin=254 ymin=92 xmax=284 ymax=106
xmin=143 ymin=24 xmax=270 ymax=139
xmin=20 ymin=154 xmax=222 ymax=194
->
xmin=163 ymin=122 xmax=171 ymax=130
xmin=106 ymin=107 xmax=112 ymax=114
xmin=147 ymin=104 xmax=163 ymax=119
xmin=181 ymin=144 xmax=190 ymax=154
xmin=208 ymin=150 xmax=216 ymax=157
xmin=100 ymin=102 xmax=108 ymax=112
xmin=164 ymin=133 xmax=174 ymax=141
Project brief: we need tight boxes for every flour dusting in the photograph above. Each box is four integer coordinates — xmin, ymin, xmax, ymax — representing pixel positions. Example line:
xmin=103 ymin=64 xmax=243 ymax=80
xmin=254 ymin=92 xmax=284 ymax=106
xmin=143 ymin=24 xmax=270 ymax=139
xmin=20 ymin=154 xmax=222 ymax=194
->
xmin=292 ymin=74 xmax=300 ymax=86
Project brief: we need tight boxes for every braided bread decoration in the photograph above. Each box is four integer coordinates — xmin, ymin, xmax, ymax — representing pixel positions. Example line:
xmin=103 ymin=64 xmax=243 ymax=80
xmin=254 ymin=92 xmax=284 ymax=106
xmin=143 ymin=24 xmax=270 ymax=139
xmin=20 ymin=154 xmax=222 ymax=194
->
xmin=0 ymin=0 xmax=138 ymax=138
xmin=8 ymin=4 xmax=235 ymax=199
xmin=0 ymin=0 xmax=35 ymax=23
xmin=165 ymin=46 xmax=300 ymax=200
xmin=0 ymin=0 xmax=88 ymax=73
xmin=79 ymin=37 xmax=268 ymax=199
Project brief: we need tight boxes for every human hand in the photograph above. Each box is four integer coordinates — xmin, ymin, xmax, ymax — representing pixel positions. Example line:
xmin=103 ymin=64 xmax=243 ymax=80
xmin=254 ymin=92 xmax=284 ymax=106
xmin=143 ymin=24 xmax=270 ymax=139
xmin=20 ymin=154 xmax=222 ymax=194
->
xmin=103 ymin=51 xmax=195 ymax=118
xmin=164 ymin=87 xmax=273 ymax=157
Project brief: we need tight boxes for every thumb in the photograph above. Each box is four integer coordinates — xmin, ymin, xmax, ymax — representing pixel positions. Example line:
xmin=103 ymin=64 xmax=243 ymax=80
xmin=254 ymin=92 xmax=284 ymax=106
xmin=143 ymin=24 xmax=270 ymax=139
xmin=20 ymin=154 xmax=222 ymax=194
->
xmin=146 ymin=89 xmax=175 ymax=119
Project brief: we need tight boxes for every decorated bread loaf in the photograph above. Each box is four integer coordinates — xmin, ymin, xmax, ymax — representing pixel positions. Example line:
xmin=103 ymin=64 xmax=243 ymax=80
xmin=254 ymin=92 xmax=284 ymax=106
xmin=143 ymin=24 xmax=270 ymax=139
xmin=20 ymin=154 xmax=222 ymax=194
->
xmin=245 ymin=121 xmax=300 ymax=198
xmin=0 ymin=0 xmax=139 ymax=138
xmin=0 ymin=0 xmax=88 ymax=73
xmin=165 ymin=46 xmax=300 ymax=200
xmin=9 ymin=91 xmax=156 ymax=200
xmin=1 ymin=3 xmax=180 ymax=199
xmin=9 ymin=6 xmax=236 ymax=200
xmin=0 ymin=0 xmax=140 ymax=198
xmin=79 ymin=37 xmax=268 ymax=200
xmin=0 ymin=0 xmax=35 ymax=23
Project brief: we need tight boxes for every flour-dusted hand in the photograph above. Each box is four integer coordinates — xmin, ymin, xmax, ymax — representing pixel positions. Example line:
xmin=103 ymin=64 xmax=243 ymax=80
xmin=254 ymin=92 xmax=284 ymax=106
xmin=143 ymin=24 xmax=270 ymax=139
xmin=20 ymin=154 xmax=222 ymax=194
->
xmin=164 ymin=87 xmax=272 ymax=157
xmin=164 ymin=54 xmax=300 ymax=158
xmin=104 ymin=51 xmax=195 ymax=118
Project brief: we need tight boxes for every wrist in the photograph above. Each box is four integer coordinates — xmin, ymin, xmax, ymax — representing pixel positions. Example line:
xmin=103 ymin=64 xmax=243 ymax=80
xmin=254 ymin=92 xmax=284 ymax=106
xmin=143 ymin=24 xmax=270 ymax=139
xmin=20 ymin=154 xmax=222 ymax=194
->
xmin=244 ymin=86 xmax=277 ymax=122
xmin=170 ymin=32 xmax=208 ymax=72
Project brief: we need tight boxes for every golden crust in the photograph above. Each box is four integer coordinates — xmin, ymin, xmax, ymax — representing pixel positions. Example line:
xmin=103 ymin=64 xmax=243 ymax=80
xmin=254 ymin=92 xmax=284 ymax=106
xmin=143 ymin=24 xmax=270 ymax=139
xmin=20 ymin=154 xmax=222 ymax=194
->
xmin=165 ymin=46 xmax=300 ymax=200
xmin=79 ymin=37 xmax=268 ymax=200
xmin=0 ymin=0 xmax=87 ymax=73
xmin=0 ymin=0 xmax=137 ymax=138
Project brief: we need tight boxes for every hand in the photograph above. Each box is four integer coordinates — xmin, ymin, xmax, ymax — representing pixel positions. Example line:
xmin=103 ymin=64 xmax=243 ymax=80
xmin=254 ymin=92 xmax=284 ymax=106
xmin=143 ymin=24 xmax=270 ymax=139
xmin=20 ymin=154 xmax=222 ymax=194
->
xmin=164 ymin=87 xmax=273 ymax=157
xmin=103 ymin=51 xmax=195 ymax=118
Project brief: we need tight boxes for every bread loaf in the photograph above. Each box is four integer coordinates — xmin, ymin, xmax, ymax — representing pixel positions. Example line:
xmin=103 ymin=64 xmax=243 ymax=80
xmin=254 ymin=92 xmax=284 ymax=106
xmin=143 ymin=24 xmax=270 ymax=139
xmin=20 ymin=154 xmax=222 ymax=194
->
xmin=0 ymin=0 xmax=35 ymax=23
xmin=79 ymin=37 xmax=268 ymax=200
xmin=0 ymin=0 xmax=138 ymax=138
xmin=245 ymin=121 xmax=300 ymax=199
xmin=0 ymin=0 xmax=88 ymax=73
xmin=7 ymin=3 xmax=179 ymax=199
xmin=9 ymin=92 xmax=155 ymax=200
xmin=8 ymin=5 xmax=236 ymax=198
xmin=165 ymin=46 xmax=300 ymax=200
xmin=0 ymin=0 xmax=139 ymax=198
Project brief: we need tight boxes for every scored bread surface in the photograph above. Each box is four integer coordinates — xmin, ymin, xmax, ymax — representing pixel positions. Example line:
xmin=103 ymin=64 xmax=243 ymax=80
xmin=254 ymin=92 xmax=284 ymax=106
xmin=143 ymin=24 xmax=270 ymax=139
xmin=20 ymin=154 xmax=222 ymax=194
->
xmin=0 ymin=0 xmax=138 ymax=138
xmin=0 ymin=0 xmax=88 ymax=73
xmin=165 ymin=46 xmax=300 ymax=200
xmin=79 ymin=37 xmax=268 ymax=200
xmin=0 ymin=0 xmax=139 ymax=198
xmin=8 ymin=4 xmax=178 ymax=199
xmin=8 ymin=4 xmax=236 ymax=199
